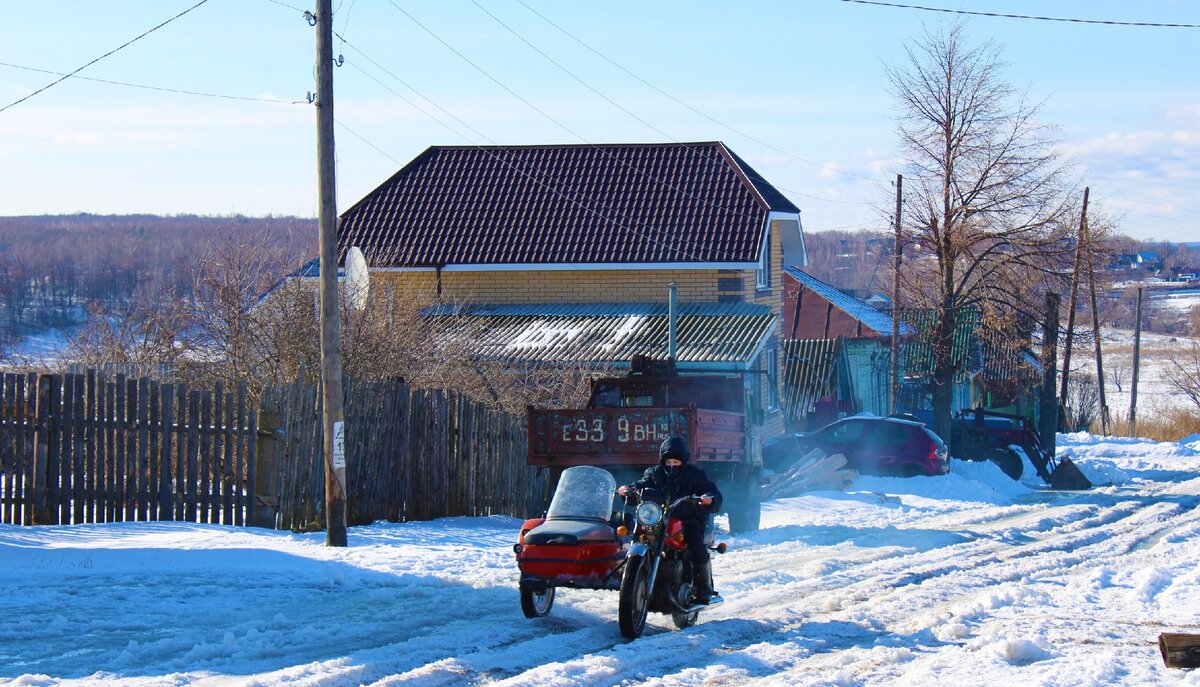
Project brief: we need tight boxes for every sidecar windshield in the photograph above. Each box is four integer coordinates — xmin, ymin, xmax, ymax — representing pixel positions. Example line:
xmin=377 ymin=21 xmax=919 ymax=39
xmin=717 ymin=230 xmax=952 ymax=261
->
xmin=546 ymin=466 xmax=617 ymax=521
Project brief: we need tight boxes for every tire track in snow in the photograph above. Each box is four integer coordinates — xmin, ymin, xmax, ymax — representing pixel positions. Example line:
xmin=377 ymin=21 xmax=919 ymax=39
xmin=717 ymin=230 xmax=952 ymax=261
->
xmin=463 ymin=487 xmax=1200 ymax=686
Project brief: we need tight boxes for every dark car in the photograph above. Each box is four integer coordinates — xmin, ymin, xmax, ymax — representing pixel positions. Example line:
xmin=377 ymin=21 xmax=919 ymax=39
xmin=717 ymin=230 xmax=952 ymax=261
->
xmin=764 ymin=415 xmax=949 ymax=477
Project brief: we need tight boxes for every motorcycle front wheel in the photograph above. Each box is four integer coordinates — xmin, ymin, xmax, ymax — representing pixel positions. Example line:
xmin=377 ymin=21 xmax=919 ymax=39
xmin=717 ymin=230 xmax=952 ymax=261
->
xmin=618 ymin=555 xmax=651 ymax=638
xmin=520 ymin=586 xmax=555 ymax=618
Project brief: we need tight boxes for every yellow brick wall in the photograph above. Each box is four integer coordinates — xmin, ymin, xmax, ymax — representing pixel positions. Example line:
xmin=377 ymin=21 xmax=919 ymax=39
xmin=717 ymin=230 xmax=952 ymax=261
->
xmin=370 ymin=223 xmax=789 ymax=441
xmin=375 ymin=269 xmax=728 ymax=305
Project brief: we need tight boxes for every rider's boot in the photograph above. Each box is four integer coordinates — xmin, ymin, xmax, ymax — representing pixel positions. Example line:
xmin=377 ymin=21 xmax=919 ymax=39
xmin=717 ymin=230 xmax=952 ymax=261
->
xmin=693 ymin=561 xmax=714 ymax=604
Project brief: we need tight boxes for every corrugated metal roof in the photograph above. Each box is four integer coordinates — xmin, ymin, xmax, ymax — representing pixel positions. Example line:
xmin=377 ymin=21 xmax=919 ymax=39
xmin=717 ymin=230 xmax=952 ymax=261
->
xmin=784 ymin=266 xmax=914 ymax=336
xmin=422 ymin=302 xmax=776 ymax=369
xmin=781 ymin=337 xmax=845 ymax=419
xmin=901 ymin=307 xmax=981 ymax=380
xmin=338 ymin=142 xmax=800 ymax=268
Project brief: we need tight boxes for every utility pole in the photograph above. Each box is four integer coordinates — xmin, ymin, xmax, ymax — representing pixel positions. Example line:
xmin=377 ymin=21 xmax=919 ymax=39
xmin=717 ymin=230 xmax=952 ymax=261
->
xmin=1059 ymin=187 xmax=1088 ymax=426
xmin=315 ymin=0 xmax=347 ymax=546
xmin=1130 ymin=287 xmax=1144 ymax=436
xmin=1084 ymin=198 xmax=1111 ymax=435
xmin=890 ymin=174 xmax=902 ymax=414
xmin=1039 ymin=292 xmax=1061 ymax=460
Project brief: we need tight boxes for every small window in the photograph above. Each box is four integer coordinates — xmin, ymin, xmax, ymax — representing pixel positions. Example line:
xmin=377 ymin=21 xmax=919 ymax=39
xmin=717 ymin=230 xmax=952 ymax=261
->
xmin=756 ymin=228 xmax=772 ymax=290
xmin=621 ymin=395 xmax=656 ymax=408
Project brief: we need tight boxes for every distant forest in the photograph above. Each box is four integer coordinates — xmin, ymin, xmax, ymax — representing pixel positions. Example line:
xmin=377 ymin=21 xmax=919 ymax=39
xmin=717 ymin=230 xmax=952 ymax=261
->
xmin=1 ymin=214 xmax=1197 ymax=357
xmin=0 ymin=214 xmax=316 ymax=353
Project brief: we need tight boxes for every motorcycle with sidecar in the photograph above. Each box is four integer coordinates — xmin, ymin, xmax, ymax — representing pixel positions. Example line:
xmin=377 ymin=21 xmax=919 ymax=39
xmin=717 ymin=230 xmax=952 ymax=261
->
xmin=513 ymin=465 xmax=725 ymax=638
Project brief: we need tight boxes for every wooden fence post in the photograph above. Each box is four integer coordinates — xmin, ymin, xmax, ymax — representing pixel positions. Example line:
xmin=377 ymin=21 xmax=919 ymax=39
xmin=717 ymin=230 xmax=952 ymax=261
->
xmin=33 ymin=375 xmax=51 ymax=524
xmin=252 ymin=411 xmax=282 ymax=529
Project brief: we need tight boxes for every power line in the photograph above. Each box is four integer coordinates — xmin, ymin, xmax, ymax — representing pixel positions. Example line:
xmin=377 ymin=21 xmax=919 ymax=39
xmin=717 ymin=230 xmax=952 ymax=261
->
xmin=515 ymin=0 xmax=875 ymax=182
xmin=1092 ymin=190 xmax=1200 ymax=219
xmin=385 ymin=0 xmax=770 ymax=229
xmin=335 ymin=37 xmax=713 ymax=266
xmin=0 ymin=0 xmax=213 ymax=114
xmin=0 ymin=62 xmax=303 ymax=104
xmin=839 ymin=1 xmax=1200 ymax=28
xmin=473 ymin=0 xmax=877 ymax=210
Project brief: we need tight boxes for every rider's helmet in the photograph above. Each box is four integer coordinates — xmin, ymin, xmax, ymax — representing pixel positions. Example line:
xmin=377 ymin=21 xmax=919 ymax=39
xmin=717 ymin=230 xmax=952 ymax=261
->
xmin=659 ymin=436 xmax=690 ymax=465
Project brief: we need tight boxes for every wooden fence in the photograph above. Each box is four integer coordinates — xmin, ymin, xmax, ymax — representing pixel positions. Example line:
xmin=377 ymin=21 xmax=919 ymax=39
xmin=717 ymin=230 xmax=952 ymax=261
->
xmin=259 ymin=378 xmax=550 ymax=530
xmin=0 ymin=370 xmax=256 ymax=526
xmin=2 ymin=369 xmax=548 ymax=530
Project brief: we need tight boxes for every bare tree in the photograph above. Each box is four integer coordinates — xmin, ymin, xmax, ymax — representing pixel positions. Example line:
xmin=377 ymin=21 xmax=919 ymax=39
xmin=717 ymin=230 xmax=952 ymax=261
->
xmin=1064 ymin=373 xmax=1099 ymax=431
xmin=886 ymin=22 xmax=1076 ymax=445
xmin=1166 ymin=341 xmax=1200 ymax=412
xmin=181 ymin=225 xmax=310 ymax=398
xmin=65 ymin=279 xmax=188 ymax=371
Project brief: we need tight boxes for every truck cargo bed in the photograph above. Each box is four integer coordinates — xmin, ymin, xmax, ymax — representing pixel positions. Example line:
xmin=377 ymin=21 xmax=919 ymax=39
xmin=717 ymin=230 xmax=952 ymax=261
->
xmin=527 ymin=407 xmax=746 ymax=467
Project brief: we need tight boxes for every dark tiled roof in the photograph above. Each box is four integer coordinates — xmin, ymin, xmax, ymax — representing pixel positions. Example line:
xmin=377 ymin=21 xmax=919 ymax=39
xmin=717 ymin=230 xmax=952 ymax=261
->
xmin=339 ymin=142 xmax=800 ymax=268
xmin=421 ymin=301 xmax=776 ymax=368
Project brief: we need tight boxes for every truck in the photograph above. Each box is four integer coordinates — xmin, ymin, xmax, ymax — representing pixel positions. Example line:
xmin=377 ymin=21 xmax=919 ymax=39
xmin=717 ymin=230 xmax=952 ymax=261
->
xmin=526 ymin=355 xmax=764 ymax=533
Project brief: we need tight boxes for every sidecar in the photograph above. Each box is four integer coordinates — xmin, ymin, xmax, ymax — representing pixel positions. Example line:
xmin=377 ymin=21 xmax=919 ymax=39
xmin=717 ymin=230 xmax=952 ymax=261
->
xmin=514 ymin=465 xmax=627 ymax=618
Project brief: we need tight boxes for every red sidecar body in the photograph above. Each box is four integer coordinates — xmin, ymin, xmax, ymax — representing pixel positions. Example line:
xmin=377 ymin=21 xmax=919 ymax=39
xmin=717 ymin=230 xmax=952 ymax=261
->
xmin=515 ymin=466 xmax=629 ymax=617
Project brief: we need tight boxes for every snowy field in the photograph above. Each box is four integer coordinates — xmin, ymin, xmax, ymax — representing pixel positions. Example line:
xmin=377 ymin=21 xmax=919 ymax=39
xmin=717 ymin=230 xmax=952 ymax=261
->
xmin=2 ymin=433 xmax=1199 ymax=686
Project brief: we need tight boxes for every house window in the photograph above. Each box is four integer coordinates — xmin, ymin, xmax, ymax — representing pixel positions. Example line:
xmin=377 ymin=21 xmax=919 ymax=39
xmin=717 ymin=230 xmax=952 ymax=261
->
xmin=756 ymin=228 xmax=771 ymax=290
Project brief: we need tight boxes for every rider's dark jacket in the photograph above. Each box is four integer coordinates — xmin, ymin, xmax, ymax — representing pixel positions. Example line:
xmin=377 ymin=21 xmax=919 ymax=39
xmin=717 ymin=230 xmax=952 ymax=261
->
xmin=629 ymin=463 xmax=722 ymax=525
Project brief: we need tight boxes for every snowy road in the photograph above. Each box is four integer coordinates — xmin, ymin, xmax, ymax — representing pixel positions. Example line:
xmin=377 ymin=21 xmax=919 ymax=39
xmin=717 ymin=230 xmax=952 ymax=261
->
xmin=3 ymin=433 xmax=1199 ymax=686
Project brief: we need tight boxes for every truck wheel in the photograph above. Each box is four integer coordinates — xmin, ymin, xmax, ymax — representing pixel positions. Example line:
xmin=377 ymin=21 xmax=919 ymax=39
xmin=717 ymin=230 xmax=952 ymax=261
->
xmin=520 ymin=586 xmax=555 ymax=618
xmin=726 ymin=478 xmax=761 ymax=534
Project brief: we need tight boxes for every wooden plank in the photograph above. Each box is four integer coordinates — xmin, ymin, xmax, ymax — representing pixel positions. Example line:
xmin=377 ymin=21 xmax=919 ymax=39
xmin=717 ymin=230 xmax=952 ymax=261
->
xmin=105 ymin=375 xmax=117 ymax=523
xmin=58 ymin=373 xmax=73 ymax=525
xmin=137 ymin=379 xmax=150 ymax=521
xmin=211 ymin=384 xmax=223 ymax=523
xmin=159 ymin=384 xmax=174 ymax=521
xmin=199 ymin=391 xmax=211 ymax=523
xmin=175 ymin=384 xmax=187 ymax=521
xmin=84 ymin=370 xmax=96 ymax=524
xmin=96 ymin=373 xmax=108 ymax=523
xmin=223 ymin=389 xmax=234 ymax=525
xmin=1160 ymin=633 xmax=1200 ymax=669
xmin=71 ymin=373 xmax=85 ymax=524
xmin=147 ymin=381 xmax=160 ymax=521
xmin=186 ymin=391 xmax=199 ymax=522
xmin=32 ymin=375 xmax=51 ymax=524
xmin=114 ymin=375 xmax=127 ymax=522
xmin=1 ymin=374 xmax=14 ymax=524
xmin=235 ymin=382 xmax=246 ymax=527
xmin=46 ymin=374 xmax=63 ymax=524
xmin=21 ymin=374 xmax=35 ymax=525
xmin=246 ymin=398 xmax=258 ymax=529
xmin=124 ymin=377 xmax=138 ymax=521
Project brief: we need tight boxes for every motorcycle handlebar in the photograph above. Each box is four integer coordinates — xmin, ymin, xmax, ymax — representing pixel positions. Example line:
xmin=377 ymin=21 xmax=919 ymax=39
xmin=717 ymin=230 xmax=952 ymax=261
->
xmin=621 ymin=488 xmax=708 ymax=509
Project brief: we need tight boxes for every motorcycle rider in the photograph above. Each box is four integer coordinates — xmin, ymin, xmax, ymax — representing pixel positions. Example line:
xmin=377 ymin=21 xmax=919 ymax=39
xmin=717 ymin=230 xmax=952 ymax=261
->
xmin=617 ymin=436 xmax=723 ymax=604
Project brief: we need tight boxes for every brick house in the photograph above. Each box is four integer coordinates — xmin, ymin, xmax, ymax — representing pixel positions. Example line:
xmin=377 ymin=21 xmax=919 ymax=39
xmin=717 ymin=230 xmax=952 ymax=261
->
xmin=336 ymin=141 xmax=805 ymax=439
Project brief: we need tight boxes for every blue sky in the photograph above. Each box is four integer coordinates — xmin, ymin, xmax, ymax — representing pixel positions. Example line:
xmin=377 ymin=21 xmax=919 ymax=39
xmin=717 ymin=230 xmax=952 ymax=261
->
xmin=2 ymin=1 xmax=1197 ymax=242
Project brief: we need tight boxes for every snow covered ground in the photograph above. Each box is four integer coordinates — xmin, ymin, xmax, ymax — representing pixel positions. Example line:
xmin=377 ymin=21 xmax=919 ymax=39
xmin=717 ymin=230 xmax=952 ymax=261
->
xmin=3 ymin=433 xmax=1199 ymax=687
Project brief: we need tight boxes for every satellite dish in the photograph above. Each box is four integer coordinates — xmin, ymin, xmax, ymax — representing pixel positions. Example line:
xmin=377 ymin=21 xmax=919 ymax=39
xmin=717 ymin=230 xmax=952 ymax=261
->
xmin=345 ymin=246 xmax=370 ymax=312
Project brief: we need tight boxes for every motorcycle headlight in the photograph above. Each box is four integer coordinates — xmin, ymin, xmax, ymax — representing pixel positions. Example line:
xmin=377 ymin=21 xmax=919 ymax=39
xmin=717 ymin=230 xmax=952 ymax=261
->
xmin=635 ymin=501 xmax=663 ymax=527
